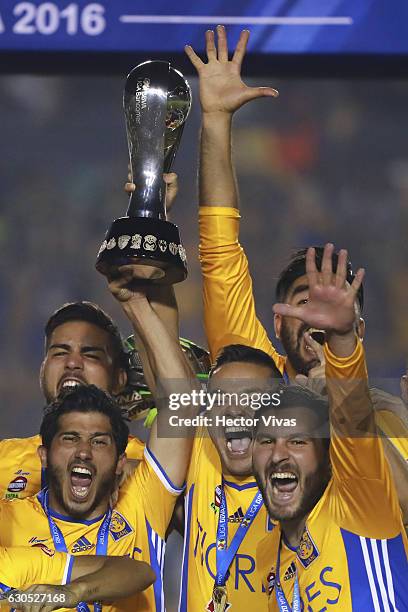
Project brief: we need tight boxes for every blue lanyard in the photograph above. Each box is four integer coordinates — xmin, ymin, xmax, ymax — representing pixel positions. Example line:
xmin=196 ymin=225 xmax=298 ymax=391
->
xmin=282 ymin=368 xmax=290 ymax=385
xmin=215 ymin=481 xmax=264 ymax=586
xmin=275 ymin=534 xmax=301 ymax=612
xmin=38 ymin=489 xmax=112 ymax=612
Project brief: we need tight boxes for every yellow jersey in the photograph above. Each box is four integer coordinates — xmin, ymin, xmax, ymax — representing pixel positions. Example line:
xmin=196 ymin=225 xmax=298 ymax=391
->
xmin=199 ymin=206 xmax=408 ymax=463
xmin=0 ymin=447 xmax=182 ymax=612
xmin=0 ymin=546 xmax=71 ymax=593
xmin=257 ymin=341 xmax=408 ymax=610
xmin=179 ymin=428 xmax=274 ymax=612
xmin=0 ymin=435 xmax=145 ymax=500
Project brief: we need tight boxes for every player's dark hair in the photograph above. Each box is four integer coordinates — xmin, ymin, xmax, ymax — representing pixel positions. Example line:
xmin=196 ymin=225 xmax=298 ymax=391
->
xmin=40 ymin=385 xmax=129 ymax=456
xmin=44 ymin=301 xmax=127 ymax=369
xmin=211 ymin=344 xmax=283 ymax=380
xmin=276 ymin=247 xmax=364 ymax=312
xmin=256 ymin=383 xmax=330 ymax=448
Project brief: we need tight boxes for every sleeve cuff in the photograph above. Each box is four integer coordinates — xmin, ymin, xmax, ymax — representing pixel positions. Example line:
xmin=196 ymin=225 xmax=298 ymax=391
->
xmin=62 ymin=554 xmax=74 ymax=585
xmin=199 ymin=206 xmax=240 ymax=218
xmin=324 ymin=336 xmax=363 ymax=369
xmin=144 ymin=447 xmax=186 ymax=496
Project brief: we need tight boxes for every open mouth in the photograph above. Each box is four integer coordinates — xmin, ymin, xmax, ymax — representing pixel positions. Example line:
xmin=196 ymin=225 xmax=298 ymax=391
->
xmin=70 ymin=465 xmax=93 ymax=501
xmin=270 ymin=471 xmax=299 ymax=498
xmin=225 ymin=426 xmax=252 ymax=455
xmin=58 ymin=378 xmax=85 ymax=394
xmin=308 ymin=329 xmax=325 ymax=346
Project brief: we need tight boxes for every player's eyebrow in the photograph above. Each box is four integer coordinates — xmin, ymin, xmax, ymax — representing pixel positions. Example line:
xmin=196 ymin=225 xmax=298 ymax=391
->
xmin=81 ymin=346 xmax=107 ymax=354
xmin=59 ymin=431 xmax=113 ymax=438
xmin=48 ymin=343 xmax=106 ymax=353
xmin=90 ymin=432 xmax=113 ymax=439
xmin=48 ymin=343 xmax=70 ymax=351
xmin=289 ymin=284 xmax=309 ymax=299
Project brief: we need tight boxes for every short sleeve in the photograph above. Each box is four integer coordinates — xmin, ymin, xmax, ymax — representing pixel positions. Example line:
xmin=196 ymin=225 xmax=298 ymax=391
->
xmin=0 ymin=547 xmax=72 ymax=590
xmin=119 ymin=448 xmax=185 ymax=539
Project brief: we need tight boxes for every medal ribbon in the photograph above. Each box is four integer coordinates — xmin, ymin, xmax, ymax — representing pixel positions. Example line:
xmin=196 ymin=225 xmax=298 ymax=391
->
xmin=215 ymin=480 xmax=264 ymax=587
xmin=38 ymin=488 xmax=112 ymax=612
xmin=274 ymin=534 xmax=301 ymax=612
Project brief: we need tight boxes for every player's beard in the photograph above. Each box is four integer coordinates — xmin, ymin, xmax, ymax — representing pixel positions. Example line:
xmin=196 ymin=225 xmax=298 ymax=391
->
xmin=47 ymin=463 xmax=117 ymax=520
xmin=257 ymin=459 xmax=331 ymax=524
xmin=280 ymin=319 xmax=319 ymax=376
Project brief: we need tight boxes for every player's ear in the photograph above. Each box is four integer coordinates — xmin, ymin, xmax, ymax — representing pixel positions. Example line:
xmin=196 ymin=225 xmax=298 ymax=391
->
xmin=115 ymin=452 xmax=127 ymax=476
xmin=112 ymin=368 xmax=127 ymax=395
xmin=38 ymin=445 xmax=48 ymax=468
xmin=357 ymin=317 xmax=365 ymax=339
xmin=274 ymin=313 xmax=282 ymax=340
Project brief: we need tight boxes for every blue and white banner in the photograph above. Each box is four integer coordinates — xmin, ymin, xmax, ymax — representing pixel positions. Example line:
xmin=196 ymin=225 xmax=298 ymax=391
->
xmin=0 ymin=0 xmax=407 ymax=55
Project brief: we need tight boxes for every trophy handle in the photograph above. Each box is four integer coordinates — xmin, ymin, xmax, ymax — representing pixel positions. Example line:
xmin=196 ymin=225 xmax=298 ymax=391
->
xmin=124 ymin=61 xmax=170 ymax=219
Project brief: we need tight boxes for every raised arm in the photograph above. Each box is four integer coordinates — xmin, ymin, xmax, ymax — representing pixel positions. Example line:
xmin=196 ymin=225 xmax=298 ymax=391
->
xmin=108 ymin=275 xmax=199 ymax=488
xmin=186 ymin=27 xmax=277 ymax=208
xmin=185 ymin=27 xmax=281 ymax=363
xmin=273 ymin=243 xmax=369 ymax=436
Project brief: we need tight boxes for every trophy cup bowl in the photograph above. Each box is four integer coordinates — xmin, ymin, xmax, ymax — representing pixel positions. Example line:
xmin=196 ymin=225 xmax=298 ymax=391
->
xmin=96 ymin=60 xmax=191 ymax=284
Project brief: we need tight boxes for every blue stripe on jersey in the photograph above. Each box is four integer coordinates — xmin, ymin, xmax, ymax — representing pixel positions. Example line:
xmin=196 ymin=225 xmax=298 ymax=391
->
xmin=223 ymin=480 xmax=258 ymax=491
xmin=64 ymin=555 xmax=75 ymax=584
xmin=384 ymin=533 xmax=408 ymax=610
xmin=179 ymin=485 xmax=194 ymax=612
xmin=341 ymin=528 xmax=407 ymax=610
xmin=146 ymin=519 xmax=165 ymax=612
xmin=364 ymin=537 xmax=386 ymax=611
xmin=145 ymin=447 xmax=185 ymax=495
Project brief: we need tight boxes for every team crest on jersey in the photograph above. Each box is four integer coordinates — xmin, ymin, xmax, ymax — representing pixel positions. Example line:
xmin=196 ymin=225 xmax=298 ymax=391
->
xmin=71 ymin=536 xmax=94 ymax=553
xmin=109 ymin=511 xmax=133 ymax=541
xmin=266 ymin=568 xmax=276 ymax=595
xmin=297 ymin=527 xmax=319 ymax=568
xmin=29 ymin=538 xmax=55 ymax=557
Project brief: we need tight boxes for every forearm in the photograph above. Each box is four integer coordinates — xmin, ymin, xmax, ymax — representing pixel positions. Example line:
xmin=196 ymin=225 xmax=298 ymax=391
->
xmin=382 ymin=437 xmax=408 ymax=527
xmin=121 ymin=297 xmax=194 ymax=385
xmin=146 ymin=285 xmax=179 ymax=340
xmin=200 ymin=113 xmax=238 ymax=208
xmin=325 ymin=337 xmax=376 ymax=436
xmin=326 ymin=329 xmax=357 ymax=359
xmin=70 ymin=558 xmax=154 ymax=603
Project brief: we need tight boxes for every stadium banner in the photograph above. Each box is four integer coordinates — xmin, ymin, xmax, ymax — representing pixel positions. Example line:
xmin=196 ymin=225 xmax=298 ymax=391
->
xmin=0 ymin=1 xmax=407 ymax=74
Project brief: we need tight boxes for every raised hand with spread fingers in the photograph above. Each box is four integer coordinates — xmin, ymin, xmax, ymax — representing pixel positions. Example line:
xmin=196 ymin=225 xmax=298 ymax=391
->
xmin=185 ymin=26 xmax=278 ymax=116
xmin=273 ymin=243 xmax=365 ymax=358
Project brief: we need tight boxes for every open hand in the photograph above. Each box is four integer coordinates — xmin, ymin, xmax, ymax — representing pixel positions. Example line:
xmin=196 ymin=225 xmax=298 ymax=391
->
xmin=273 ymin=243 xmax=365 ymax=336
xmin=185 ymin=26 xmax=278 ymax=115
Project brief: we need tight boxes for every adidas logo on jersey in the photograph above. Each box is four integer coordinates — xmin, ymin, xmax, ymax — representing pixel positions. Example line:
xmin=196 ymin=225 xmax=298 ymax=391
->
xmin=228 ymin=507 xmax=245 ymax=523
xmin=283 ymin=561 xmax=296 ymax=581
xmin=71 ymin=536 xmax=94 ymax=553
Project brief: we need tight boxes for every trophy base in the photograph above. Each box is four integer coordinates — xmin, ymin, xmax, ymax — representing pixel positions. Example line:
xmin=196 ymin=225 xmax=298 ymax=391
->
xmin=95 ymin=217 xmax=187 ymax=285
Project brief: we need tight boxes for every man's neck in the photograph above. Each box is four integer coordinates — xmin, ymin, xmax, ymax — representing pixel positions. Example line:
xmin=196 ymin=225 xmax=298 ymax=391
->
xmin=280 ymin=515 xmax=307 ymax=549
xmin=48 ymin=491 xmax=109 ymax=521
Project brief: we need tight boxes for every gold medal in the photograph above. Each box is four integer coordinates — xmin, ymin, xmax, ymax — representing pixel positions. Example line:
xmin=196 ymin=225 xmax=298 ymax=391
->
xmin=212 ymin=585 xmax=228 ymax=612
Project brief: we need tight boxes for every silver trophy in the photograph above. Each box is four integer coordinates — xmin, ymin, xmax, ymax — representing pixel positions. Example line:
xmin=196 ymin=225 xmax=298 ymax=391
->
xmin=96 ymin=60 xmax=191 ymax=284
